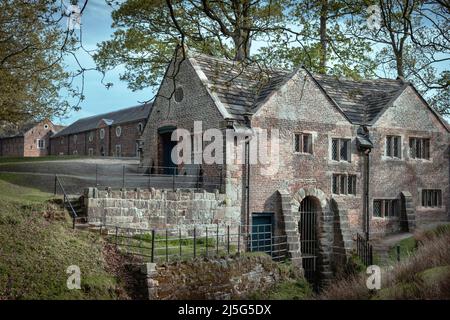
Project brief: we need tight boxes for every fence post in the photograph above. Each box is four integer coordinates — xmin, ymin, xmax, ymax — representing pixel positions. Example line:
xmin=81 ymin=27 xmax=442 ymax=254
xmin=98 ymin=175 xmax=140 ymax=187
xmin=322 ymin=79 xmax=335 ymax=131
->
xmin=193 ymin=227 xmax=197 ymax=258
xmin=172 ymin=170 xmax=175 ymax=191
xmin=205 ymin=227 xmax=208 ymax=257
xmin=179 ymin=229 xmax=182 ymax=259
xmin=216 ymin=224 xmax=219 ymax=255
xmin=227 ymin=225 xmax=230 ymax=255
xmin=238 ymin=225 xmax=241 ymax=254
xmin=151 ymin=229 xmax=155 ymax=263
xmin=122 ymin=165 xmax=125 ymax=189
xmin=165 ymin=229 xmax=169 ymax=262
xmin=396 ymin=245 xmax=401 ymax=262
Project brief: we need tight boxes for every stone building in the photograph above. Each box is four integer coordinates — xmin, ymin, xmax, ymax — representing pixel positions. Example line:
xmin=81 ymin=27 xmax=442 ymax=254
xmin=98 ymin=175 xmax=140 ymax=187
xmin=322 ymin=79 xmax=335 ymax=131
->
xmin=0 ymin=119 xmax=65 ymax=157
xmin=50 ymin=103 xmax=152 ymax=157
xmin=141 ymin=49 xmax=449 ymax=282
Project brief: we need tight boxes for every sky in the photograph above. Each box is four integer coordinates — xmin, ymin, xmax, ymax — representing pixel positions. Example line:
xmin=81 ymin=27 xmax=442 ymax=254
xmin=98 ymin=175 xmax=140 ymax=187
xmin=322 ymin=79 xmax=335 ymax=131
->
xmin=59 ymin=0 xmax=449 ymax=125
xmin=59 ymin=0 xmax=152 ymax=125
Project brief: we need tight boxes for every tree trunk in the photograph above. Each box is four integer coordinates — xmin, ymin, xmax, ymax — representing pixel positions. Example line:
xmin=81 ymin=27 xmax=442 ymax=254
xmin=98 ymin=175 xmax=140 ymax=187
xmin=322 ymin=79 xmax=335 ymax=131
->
xmin=319 ymin=0 xmax=328 ymax=73
xmin=233 ymin=30 xmax=251 ymax=61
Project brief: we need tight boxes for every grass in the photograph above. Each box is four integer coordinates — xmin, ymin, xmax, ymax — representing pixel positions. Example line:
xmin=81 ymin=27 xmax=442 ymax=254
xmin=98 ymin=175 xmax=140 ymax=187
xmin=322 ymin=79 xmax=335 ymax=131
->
xmin=0 ymin=155 xmax=86 ymax=164
xmin=0 ymin=173 xmax=55 ymax=204
xmin=319 ymin=224 xmax=450 ymax=300
xmin=112 ymin=232 xmax=237 ymax=262
xmin=388 ymin=236 xmax=417 ymax=262
xmin=0 ymin=174 xmax=129 ymax=300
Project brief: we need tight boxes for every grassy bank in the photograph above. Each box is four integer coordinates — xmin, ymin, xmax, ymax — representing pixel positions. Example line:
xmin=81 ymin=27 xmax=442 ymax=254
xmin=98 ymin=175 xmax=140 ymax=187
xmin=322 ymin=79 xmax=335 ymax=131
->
xmin=319 ymin=224 xmax=450 ymax=300
xmin=0 ymin=175 xmax=136 ymax=300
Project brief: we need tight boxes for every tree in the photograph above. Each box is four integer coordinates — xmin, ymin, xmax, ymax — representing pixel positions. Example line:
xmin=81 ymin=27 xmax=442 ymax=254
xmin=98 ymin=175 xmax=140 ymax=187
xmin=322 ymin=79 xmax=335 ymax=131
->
xmin=347 ymin=0 xmax=450 ymax=115
xmin=0 ymin=0 xmax=89 ymax=124
xmin=95 ymin=0 xmax=297 ymax=91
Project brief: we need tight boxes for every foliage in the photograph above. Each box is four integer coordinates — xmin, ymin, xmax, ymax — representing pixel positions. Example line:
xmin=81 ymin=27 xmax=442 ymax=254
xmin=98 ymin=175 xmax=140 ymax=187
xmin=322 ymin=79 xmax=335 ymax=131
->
xmin=0 ymin=0 xmax=81 ymax=124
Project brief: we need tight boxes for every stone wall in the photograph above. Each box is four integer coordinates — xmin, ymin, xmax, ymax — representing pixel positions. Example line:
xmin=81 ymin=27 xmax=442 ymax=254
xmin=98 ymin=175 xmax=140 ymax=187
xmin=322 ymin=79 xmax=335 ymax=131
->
xmin=84 ymin=187 xmax=241 ymax=232
xmin=139 ymin=254 xmax=293 ymax=300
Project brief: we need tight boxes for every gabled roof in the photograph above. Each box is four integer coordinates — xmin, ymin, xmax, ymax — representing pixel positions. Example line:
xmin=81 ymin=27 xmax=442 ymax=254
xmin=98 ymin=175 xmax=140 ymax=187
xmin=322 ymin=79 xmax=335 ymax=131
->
xmin=188 ymin=53 xmax=413 ymax=126
xmin=53 ymin=103 xmax=152 ymax=138
xmin=190 ymin=53 xmax=292 ymax=120
xmin=311 ymin=73 xmax=406 ymax=125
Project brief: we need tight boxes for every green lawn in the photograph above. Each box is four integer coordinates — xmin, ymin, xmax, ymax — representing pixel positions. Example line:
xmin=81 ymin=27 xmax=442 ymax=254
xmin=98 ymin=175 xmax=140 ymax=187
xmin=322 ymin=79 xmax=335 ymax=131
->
xmin=0 ymin=174 xmax=128 ymax=300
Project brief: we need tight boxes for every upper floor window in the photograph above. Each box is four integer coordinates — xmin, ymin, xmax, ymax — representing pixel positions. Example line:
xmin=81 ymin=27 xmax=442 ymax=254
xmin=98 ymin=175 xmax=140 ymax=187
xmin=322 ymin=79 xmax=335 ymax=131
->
xmin=421 ymin=189 xmax=442 ymax=207
xmin=60 ymin=137 xmax=64 ymax=145
xmin=44 ymin=124 xmax=49 ymax=130
xmin=100 ymin=128 xmax=105 ymax=140
xmin=116 ymin=126 xmax=122 ymax=137
xmin=294 ymin=133 xmax=313 ymax=154
xmin=331 ymin=138 xmax=351 ymax=162
xmin=138 ymin=122 xmax=144 ymax=133
xmin=89 ymin=132 xmax=94 ymax=142
xmin=373 ymin=199 xmax=400 ymax=218
xmin=37 ymin=139 xmax=45 ymax=149
xmin=409 ymin=137 xmax=430 ymax=160
xmin=386 ymin=135 xmax=401 ymax=158
xmin=73 ymin=135 xmax=77 ymax=143
xmin=332 ymin=174 xmax=357 ymax=195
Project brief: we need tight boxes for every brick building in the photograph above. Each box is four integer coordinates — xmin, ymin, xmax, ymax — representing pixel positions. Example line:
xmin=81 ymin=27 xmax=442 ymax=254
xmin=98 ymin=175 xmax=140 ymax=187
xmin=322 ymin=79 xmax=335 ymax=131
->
xmin=50 ymin=104 xmax=152 ymax=158
xmin=141 ymin=49 xmax=449 ymax=282
xmin=0 ymin=119 xmax=65 ymax=157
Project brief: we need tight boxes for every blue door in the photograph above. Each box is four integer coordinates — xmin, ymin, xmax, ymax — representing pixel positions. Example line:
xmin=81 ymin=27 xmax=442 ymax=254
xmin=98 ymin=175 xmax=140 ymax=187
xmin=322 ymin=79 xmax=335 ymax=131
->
xmin=251 ymin=213 xmax=273 ymax=254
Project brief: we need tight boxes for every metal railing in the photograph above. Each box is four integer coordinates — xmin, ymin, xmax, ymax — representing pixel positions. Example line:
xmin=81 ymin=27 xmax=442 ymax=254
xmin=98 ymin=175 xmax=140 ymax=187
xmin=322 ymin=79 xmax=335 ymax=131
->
xmin=356 ymin=233 xmax=373 ymax=266
xmin=54 ymin=174 xmax=79 ymax=229
xmin=99 ymin=223 xmax=289 ymax=263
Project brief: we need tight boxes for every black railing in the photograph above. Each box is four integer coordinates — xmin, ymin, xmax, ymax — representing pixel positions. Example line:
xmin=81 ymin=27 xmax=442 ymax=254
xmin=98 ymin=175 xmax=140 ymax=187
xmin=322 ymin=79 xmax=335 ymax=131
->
xmin=99 ymin=224 xmax=288 ymax=263
xmin=54 ymin=174 xmax=78 ymax=229
xmin=356 ymin=233 xmax=373 ymax=266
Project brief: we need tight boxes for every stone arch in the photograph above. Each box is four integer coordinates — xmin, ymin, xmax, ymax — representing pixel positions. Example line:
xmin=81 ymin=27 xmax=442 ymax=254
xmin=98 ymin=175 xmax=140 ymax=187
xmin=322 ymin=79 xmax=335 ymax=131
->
xmin=290 ymin=187 xmax=329 ymax=213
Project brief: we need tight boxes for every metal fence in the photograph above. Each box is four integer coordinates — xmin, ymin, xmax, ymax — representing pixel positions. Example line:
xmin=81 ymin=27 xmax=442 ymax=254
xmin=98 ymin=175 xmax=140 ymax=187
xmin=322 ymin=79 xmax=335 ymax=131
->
xmin=53 ymin=164 xmax=224 ymax=195
xmin=99 ymin=223 xmax=289 ymax=263
xmin=356 ymin=233 xmax=373 ymax=266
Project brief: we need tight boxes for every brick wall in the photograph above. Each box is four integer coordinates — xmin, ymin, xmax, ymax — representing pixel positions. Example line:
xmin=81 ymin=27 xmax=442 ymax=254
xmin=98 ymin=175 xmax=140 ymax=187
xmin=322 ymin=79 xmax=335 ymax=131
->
xmin=0 ymin=136 xmax=24 ymax=157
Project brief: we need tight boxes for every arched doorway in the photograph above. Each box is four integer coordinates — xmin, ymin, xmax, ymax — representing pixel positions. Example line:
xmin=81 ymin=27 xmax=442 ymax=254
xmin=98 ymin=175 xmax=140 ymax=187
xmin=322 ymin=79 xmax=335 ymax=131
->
xmin=299 ymin=196 xmax=320 ymax=286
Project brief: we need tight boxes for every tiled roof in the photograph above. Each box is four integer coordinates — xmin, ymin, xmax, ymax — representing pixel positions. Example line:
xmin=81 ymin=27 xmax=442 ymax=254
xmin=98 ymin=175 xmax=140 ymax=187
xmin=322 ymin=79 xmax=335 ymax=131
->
xmin=190 ymin=53 xmax=406 ymax=125
xmin=52 ymin=103 xmax=152 ymax=138
xmin=191 ymin=54 xmax=292 ymax=120
xmin=312 ymin=74 xmax=406 ymax=124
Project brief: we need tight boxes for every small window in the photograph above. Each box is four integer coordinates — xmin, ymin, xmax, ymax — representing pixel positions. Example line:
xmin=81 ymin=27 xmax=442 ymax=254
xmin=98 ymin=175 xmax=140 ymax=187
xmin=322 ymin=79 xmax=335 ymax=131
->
xmin=373 ymin=199 xmax=400 ymax=218
xmin=100 ymin=128 xmax=105 ymax=140
xmin=60 ymin=137 xmax=64 ymax=145
xmin=44 ymin=124 xmax=49 ymax=130
xmin=89 ymin=132 xmax=94 ymax=142
xmin=294 ymin=133 xmax=313 ymax=154
xmin=73 ymin=150 xmax=78 ymax=155
xmin=409 ymin=137 xmax=430 ymax=159
xmin=175 ymin=87 xmax=184 ymax=102
xmin=73 ymin=135 xmax=77 ymax=143
xmin=332 ymin=173 xmax=357 ymax=195
xmin=88 ymin=148 xmax=94 ymax=156
xmin=386 ymin=135 xmax=401 ymax=158
xmin=116 ymin=126 xmax=122 ymax=137
xmin=421 ymin=189 xmax=442 ymax=207
xmin=138 ymin=122 xmax=144 ymax=133
xmin=331 ymin=138 xmax=351 ymax=162
xmin=37 ymin=139 xmax=45 ymax=149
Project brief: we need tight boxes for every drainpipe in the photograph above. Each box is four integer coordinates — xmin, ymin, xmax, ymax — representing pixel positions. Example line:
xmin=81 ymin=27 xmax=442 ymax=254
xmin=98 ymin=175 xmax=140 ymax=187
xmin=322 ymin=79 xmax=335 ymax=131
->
xmin=364 ymin=148 xmax=371 ymax=241
xmin=356 ymin=125 xmax=373 ymax=242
